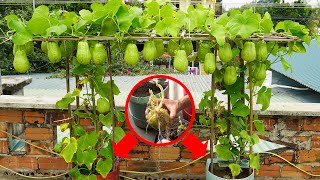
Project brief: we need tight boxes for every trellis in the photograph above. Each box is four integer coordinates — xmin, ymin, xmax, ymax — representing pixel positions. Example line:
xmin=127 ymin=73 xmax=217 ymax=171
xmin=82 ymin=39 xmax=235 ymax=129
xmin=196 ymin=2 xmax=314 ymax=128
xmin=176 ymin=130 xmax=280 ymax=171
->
xmin=33 ymin=32 xmax=300 ymax=176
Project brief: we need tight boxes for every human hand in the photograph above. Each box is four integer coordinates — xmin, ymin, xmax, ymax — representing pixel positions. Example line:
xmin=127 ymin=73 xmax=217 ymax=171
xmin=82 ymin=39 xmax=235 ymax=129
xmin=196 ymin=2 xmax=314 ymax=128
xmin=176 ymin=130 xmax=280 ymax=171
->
xmin=145 ymin=98 xmax=180 ymax=122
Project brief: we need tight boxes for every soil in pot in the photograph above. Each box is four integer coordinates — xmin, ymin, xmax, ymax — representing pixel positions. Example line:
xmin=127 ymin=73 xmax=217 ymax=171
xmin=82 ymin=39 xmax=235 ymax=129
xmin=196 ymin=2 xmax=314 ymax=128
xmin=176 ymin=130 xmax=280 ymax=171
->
xmin=132 ymin=81 xmax=168 ymax=97
xmin=209 ymin=164 xmax=250 ymax=179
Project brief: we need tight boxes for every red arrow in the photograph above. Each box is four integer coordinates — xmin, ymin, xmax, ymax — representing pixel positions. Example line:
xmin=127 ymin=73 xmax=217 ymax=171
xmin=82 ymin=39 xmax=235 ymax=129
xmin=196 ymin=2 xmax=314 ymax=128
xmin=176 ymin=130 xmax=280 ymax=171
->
xmin=182 ymin=133 xmax=208 ymax=159
xmin=112 ymin=133 xmax=138 ymax=159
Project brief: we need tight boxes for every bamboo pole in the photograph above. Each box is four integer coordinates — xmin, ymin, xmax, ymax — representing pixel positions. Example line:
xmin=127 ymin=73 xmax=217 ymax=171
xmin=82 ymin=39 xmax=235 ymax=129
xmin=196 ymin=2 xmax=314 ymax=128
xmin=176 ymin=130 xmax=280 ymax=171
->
xmin=210 ymin=48 xmax=217 ymax=174
xmin=106 ymin=42 xmax=117 ymax=170
xmin=248 ymin=62 xmax=254 ymax=174
xmin=32 ymin=35 xmax=300 ymax=42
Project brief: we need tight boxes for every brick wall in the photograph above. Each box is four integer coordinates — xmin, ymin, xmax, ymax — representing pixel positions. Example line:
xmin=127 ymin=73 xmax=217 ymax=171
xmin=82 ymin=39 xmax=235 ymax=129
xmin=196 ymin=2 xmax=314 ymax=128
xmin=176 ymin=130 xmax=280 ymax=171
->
xmin=0 ymin=109 xmax=320 ymax=179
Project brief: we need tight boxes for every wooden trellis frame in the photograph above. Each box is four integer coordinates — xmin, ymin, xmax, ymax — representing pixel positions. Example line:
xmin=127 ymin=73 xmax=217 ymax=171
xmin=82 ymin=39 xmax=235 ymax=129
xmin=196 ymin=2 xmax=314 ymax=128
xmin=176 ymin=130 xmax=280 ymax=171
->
xmin=36 ymin=33 xmax=300 ymax=174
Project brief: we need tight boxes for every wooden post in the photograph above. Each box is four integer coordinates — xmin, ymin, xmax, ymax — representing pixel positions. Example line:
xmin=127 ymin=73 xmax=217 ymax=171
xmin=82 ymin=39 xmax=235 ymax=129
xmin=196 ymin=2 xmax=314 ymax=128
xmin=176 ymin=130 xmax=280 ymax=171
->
xmin=210 ymin=48 xmax=217 ymax=174
xmin=249 ymin=62 xmax=254 ymax=174
xmin=106 ymin=42 xmax=117 ymax=170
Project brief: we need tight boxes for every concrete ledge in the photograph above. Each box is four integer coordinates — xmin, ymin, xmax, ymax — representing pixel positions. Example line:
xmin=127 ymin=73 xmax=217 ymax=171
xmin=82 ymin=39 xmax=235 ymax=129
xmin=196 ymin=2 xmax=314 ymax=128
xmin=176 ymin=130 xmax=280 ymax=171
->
xmin=1 ymin=95 xmax=320 ymax=117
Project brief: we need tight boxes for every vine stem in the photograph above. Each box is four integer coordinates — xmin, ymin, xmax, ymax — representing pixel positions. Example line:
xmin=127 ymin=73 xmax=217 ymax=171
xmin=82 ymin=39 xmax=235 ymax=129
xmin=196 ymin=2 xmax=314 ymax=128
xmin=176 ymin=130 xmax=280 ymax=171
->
xmin=249 ymin=62 xmax=254 ymax=174
xmin=65 ymin=44 xmax=73 ymax=132
xmin=210 ymin=48 xmax=217 ymax=174
xmin=106 ymin=42 xmax=117 ymax=170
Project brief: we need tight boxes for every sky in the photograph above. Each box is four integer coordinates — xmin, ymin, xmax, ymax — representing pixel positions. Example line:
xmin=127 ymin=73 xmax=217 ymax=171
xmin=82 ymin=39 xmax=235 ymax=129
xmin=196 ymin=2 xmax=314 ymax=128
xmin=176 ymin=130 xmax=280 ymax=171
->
xmin=222 ymin=0 xmax=320 ymax=10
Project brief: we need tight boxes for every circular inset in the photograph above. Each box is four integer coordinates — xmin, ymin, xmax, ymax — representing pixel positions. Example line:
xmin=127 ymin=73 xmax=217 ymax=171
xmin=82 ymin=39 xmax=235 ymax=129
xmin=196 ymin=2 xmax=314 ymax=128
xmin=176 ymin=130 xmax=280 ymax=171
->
xmin=125 ymin=75 xmax=195 ymax=146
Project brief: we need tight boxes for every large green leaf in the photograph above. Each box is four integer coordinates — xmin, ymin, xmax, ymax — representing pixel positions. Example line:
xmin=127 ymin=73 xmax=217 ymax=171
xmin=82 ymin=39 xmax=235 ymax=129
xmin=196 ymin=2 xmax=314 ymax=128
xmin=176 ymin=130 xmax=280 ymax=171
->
xmin=216 ymin=144 xmax=233 ymax=161
xmin=227 ymin=11 xmax=259 ymax=39
xmin=46 ymin=24 xmax=67 ymax=36
xmin=251 ymin=133 xmax=260 ymax=145
xmin=104 ymin=0 xmax=122 ymax=17
xmin=96 ymin=158 xmax=113 ymax=178
xmin=116 ymin=6 xmax=142 ymax=33
xmin=100 ymin=144 xmax=113 ymax=159
xmin=229 ymin=163 xmax=241 ymax=177
xmin=187 ymin=8 xmax=208 ymax=31
xmin=77 ymin=132 xmax=99 ymax=150
xmin=61 ymin=137 xmax=77 ymax=163
xmin=215 ymin=118 xmax=228 ymax=133
xmin=253 ymin=115 xmax=265 ymax=135
xmin=280 ymin=56 xmax=292 ymax=72
xmin=256 ymin=86 xmax=272 ymax=111
xmin=232 ymin=101 xmax=250 ymax=117
xmin=113 ymin=127 xmax=125 ymax=143
xmin=155 ymin=17 xmax=179 ymax=37
xmin=239 ymin=130 xmax=250 ymax=142
xmin=260 ymin=12 xmax=273 ymax=34
xmin=146 ymin=1 xmax=160 ymax=16
xmin=80 ymin=9 xmax=93 ymax=21
xmin=27 ymin=5 xmax=51 ymax=36
xmin=76 ymin=149 xmax=97 ymax=170
xmin=115 ymin=109 xmax=125 ymax=122
xmin=210 ymin=24 xmax=226 ymax=46
xmin=249 ymin=154 xmax=260 ymax=174
xmin=99 ymin=113 xmax=112 ymax=127
xmin=160 ymin=4 xmax=174 ymax=18
xmin=56 ymin=92 xmax=75 ymax=109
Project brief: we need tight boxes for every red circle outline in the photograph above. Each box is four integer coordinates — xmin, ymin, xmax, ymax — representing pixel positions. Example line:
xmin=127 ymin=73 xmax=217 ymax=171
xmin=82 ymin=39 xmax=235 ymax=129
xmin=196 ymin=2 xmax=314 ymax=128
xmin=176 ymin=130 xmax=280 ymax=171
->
xmin=125 ymin=74 xmax=195 ymax=146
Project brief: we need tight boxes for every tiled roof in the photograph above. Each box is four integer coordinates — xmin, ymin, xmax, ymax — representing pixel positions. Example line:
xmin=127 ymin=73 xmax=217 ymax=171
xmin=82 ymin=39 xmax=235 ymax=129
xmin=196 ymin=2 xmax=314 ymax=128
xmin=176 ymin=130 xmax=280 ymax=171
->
xmin=271 ymin=40 xmax=320 ymax=93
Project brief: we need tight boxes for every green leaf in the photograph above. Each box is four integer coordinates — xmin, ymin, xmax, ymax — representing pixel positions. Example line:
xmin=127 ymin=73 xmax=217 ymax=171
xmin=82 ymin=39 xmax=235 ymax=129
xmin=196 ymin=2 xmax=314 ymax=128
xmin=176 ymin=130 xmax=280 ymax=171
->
xmin=56 ymin=92 xmax=75 ymax=109
xmin=76 ymin=149 xmax=97 ymax=170
xmin=232 ymin=48 xmax=240 ymax=58
xmin=71 ymin=88 xmax=81 ymax=97
xmin=96 ymin=158 xmax=113 ymax=178
xmin=80 ymin=9 xmax=93 ymax=21
xmin=260 ymin=12 xmax=273 ymax=34
xmin=46 ymin=24 xmax=67 ymax=36
xmin=116 ymin=6 xmax=142 ymax=33
xmin=8 ymin=19 xmax=26 ymax=32
xmin=77 ymin=174 xmax=96 ymax=180
xmin=5 ymin=14 xmax=19 ymax=27
xmin=146 ymin=1 xmax=159 ymax=16
xmin=227 ymin=12 xmax=259 ymax=39
xmin=101 ymin=17 xmax=118 ymax=36
xmin=115 ymin=109 xmax=125 ymax=122
xmin=69 ymin=166 xmax=81 ymax=179
xmin=257 ymin=86 xmax=272 ymax=111
xmin=249 ymin=154 xmax=260 ymax=174
xmin=218 ymin=136 xmax=229 ymax=145
xmin=60 ymin=123 xmax=69 ymax=132
xmin=216 ymin=144 xmax=233 ymax=161
xmin=60 ymin=137 xmax=77 ymax=163
xmin=210 ymin=24 xmax=226 ymax=46
xmin=104 ymin=0 xmax=122 ymax=17
xmin=199 ymin=115 xmax=210 ymax=126
xmin=99 ymin=113 xmax=112 ymax=127
xmin=160 ymin=5 xmax=174 ymax=18
xmin=292 ymin=42 xmax=306 ymax=53
xmin=61 ymin=12 xmax=77 ymax=28
xmin=187 ymin=8 xmax=209 ymax=31
xmin=53 ymin=141 xmax=64 ymax=153
xmin=229 ymin=163 xmax=241 ymax=177
xmin=100 ymin=144 xmax=113 ymax=159
xmin=215 ymin=118 xmax=228 ymax=133
xmin=254 ymin=115 xmax=265 ymax=135
xmin=12 ymin=32 xmax=33 ymax=45
xmin=155 ymin=17 xmax=179 ymax=37
xmin=113 ymin=127 xmax=125 ymax=143
xmin=73 ymin=125 xmax=86 ymax=137
xmin=27 ymin=5 xmax=51 ymax=36
xmin=77 ymin=132 xmax=99 ymax=151
xmin=239 ymin=130 xmax=250 ymax=142
xmin=251 ymin=133 xmax=260 ymax=145
xmin=106 ymin=80 xmax=120 ymax=96
xmin=232 ymin=101 xmax=250 ymax=117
